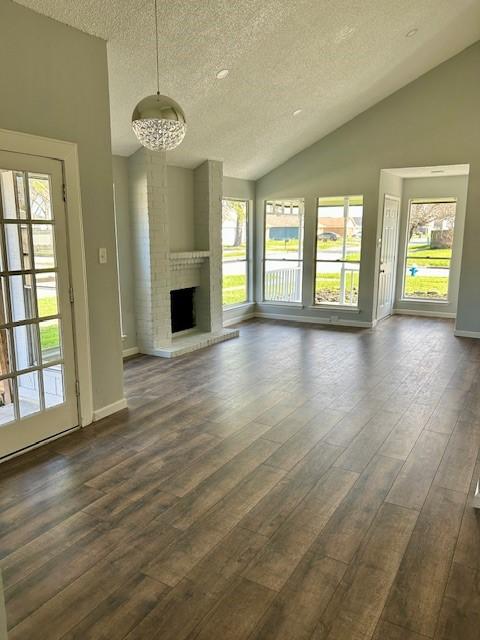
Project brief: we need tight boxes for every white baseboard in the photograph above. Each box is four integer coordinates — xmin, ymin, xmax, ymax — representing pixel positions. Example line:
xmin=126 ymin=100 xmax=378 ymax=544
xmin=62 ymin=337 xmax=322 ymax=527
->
xmin=93 ymin=398 xmax=128 ymax=421
xmin=454 ymin=329 xmax=480 ymax=339
xmin=393 ymin=308 xmax=456 ymax=319
xmin=122 ymin=346 xmax=139 ymax=358
xmin=255 ymin=312 xmax=373 ymax=328
xmin=223 ymin=312 xmax=256 ymax=327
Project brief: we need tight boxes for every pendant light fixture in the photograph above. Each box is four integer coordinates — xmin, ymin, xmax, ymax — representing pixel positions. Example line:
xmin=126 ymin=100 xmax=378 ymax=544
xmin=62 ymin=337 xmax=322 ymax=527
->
xmin=132 ymin=0 xmax=186 ymax=151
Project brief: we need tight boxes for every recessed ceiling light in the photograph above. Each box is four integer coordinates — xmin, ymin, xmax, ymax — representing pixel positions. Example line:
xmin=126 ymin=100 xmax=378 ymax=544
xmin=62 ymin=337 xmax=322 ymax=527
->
xmin=216 ymin=69 xmax=229 ymax=79
xmin=406 ymin=28 xmax=418 ymax=38
xmin=293 ymin=109 xmax=302 ymax=117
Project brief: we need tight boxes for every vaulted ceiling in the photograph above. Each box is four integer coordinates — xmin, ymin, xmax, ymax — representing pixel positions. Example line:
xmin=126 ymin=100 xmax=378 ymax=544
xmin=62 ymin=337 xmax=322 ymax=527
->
xmin=15 ymin=0 xmax=480 ymax=179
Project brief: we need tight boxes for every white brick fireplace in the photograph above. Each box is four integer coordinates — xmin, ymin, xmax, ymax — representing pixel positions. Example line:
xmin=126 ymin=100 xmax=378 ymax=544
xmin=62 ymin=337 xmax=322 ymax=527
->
xmin=128 ymin=149 xmax=238 ymax=357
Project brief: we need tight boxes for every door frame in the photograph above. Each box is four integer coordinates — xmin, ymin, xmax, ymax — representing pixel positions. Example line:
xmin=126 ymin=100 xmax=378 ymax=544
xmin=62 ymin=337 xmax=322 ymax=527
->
xmin=0 ymin=128 xmax=93 ymax=427
xmin=376 ymin=194 xmax=401 ymax=322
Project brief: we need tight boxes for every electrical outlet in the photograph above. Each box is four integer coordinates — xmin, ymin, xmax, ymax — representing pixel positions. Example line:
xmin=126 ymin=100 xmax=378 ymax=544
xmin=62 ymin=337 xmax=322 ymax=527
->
xmin=99 ymin=248 xmax=107 ymax=264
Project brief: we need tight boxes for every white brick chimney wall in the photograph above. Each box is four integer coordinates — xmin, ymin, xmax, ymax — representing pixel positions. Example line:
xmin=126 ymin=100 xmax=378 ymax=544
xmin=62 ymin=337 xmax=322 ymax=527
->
xmin=128 ymin=153 xmax=238 ymax=357
xmin=129 ymin=148 xmax=171 ymax=353
xmin=193 ymin=160 xmax=224 ymax=334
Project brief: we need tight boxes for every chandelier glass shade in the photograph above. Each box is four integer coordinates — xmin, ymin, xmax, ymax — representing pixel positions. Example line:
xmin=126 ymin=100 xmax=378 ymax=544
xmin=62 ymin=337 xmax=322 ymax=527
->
xmin=132 ymin=93 xmax=186 ymax=151
xmin=131 ymin=0 xmax=186 ymax=151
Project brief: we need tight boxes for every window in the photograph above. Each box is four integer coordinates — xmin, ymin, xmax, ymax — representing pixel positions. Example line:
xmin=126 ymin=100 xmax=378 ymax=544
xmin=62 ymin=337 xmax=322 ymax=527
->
xmin=315 ymin=195 xmax=363 ymax=306
xmin=264 ymin=199 xmax=304 ymax=303
xmin=402 ymin=199 xmax=457 ymax=301
xmin=222 ymin=199 xmax=249 ymax=306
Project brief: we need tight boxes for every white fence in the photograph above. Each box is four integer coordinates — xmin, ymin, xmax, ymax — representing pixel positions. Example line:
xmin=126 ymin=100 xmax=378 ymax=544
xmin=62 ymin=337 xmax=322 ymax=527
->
xmin=341 ymin=266 xmax=357 ymax=306
xmin=264 ymin=265 xmax=302 ymax=302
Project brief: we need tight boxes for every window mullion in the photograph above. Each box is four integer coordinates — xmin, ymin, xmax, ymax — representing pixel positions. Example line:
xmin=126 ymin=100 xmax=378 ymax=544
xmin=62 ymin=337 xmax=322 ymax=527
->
xmin=339 ymin=197 xmax=349 ymax=304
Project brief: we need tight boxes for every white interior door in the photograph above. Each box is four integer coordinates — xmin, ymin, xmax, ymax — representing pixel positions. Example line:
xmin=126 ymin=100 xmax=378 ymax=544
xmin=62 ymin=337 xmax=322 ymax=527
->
xmin=0 ymin=151 xmax=78 ymax=458
xmin=377 ymin=195 xmax=400 ymax=321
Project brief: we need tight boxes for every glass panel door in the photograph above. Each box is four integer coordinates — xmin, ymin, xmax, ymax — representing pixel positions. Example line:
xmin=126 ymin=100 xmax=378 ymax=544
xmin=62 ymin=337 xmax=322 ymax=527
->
xmin=0 ymin=151 xmax=78 ymax=458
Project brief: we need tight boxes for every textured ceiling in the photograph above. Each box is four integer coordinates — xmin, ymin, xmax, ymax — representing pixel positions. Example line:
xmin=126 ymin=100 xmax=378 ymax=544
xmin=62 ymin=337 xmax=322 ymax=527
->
xmin=14 ymin=0 xmax=480 ymax=179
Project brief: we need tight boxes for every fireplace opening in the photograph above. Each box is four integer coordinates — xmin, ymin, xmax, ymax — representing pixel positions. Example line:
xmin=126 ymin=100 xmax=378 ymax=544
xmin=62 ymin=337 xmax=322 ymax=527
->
xmin=170 ymin=287 xmax=196 ymax=334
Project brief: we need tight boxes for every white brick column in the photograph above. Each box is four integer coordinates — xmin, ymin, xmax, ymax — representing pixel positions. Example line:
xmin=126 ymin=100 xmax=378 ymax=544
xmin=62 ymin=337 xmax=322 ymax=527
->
xmin=128 ymin=148 xmax=171 ymax=353
xmin=194 ymin=160 xmax=223 ymax=333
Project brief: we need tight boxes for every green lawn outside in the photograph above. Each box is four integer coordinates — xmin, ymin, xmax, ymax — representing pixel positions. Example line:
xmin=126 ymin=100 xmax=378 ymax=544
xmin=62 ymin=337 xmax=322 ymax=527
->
xmin=317 ymin=238 xmax=361 ymax=250
xmin=224 ymin=272 xmax=449 ymax=304
xmin=40 ymin=323 xmax=60 ymax=350
xmin=315 ymin=272 xmax=448 ymax=302
xmin=224 ymin=239 xmax=302 ymax=260
xmin=38 ymin=296 xmax=57 ymax=316
xmin=223 ymin=245 xmax=247 ymax=260
xmin=404 ymin=274 xmax=448 ymax=299
xmin=404 ymin=245 xmax=450 ymax=298
xmin=37 ymin=296 xmax=60 ymax=351
xmin=315 ymin=270 xmax=359 ymax=305
xmin=222 ymin=243 xmax=451 ymax=305
xmin=224 ymin=238 xmax=361 ymax=259
xmin=222 ymin=274 xmax=247 ymax=305
xmin=265 ymin=239 xmax=300 ymax=254
xmin=263 ymin=238 xmax=361 ymax=254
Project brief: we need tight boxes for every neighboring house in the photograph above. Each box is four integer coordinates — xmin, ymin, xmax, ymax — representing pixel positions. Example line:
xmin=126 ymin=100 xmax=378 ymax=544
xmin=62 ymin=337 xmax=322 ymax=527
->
xmin=266 ymin=211 xmax=302 ymax=241
xmin=268 ymin=226 xmax=299 ymax=240
xmin=317 ymin=216 xmax=360 ymax=238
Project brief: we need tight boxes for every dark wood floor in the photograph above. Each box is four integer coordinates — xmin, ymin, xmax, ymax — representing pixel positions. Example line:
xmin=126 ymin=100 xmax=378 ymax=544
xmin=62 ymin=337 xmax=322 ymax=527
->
xmin=0 ymin=316 xmax=479 ymax=639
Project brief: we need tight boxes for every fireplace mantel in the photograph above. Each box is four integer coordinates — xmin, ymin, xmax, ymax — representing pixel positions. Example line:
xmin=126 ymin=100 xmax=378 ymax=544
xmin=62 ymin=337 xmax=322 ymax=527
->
xmin=169 ymin=251 xmax=210 ymax=270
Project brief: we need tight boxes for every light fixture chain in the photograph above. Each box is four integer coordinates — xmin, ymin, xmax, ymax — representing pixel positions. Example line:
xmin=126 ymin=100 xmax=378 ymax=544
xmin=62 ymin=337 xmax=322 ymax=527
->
xmin=154 ymin=0 xmax=160 ymax=95
xmin=131 ymin=0 xmax=186 ymax=151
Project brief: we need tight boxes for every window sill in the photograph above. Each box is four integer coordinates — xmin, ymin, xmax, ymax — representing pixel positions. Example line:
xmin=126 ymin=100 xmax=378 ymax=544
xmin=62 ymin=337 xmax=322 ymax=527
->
xmin=399 ymin=298 xmax=450 ymax=305
xmin=261 ymin=301 xmax=304 ymax=308
xmin=223 ymin=301 xmax=253 ymax=311
xmin=308 ymin=305 xmax=360 ymax=314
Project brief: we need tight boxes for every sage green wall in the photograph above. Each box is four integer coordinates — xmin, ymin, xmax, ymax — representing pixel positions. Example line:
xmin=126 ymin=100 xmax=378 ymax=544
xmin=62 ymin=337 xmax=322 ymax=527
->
xmin=0 ymin=1 xmax=124 ymax=410
xmin=255 ymin=42 xmax=480 ymax=332
xmin=224 ymin=177 xmax=256 ymax=202
xmin=395 ymin=175 xmax=468 ymax=316
xmin=113 ymin=155 xmax=137 ymax=351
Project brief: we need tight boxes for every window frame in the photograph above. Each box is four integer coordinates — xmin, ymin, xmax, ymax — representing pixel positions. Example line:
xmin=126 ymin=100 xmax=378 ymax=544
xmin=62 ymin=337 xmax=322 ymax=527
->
xmin=314 ymin=195 xmax=363 ymax=308
xmin=400 ymin=197 xmax=457 ymax=304
xmin=221 ymin=198 xmax=250 ymax=308
xmin=263 ymin=199 xmax=305 ymax=304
